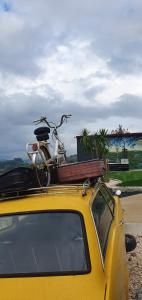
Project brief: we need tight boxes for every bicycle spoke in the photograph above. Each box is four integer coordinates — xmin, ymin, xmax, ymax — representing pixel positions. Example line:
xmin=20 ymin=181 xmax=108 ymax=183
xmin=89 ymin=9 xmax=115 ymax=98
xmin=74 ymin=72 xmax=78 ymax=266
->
xmin=35 ymin=167 xmax=50 ymax=187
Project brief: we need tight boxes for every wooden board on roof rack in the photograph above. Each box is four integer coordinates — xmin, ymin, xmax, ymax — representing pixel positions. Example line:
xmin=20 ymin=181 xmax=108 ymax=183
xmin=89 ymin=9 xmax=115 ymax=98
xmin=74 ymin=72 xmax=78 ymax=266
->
xmin=56 ymin=159 xmax=105 ymax=183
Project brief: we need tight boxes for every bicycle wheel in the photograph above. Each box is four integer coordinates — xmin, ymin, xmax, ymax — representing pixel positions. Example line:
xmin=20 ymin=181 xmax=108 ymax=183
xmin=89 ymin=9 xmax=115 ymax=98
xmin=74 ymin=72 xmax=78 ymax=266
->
xmin=32 ymin=146 xmax=51 ymax=169
xmin=33 ymin=152 xmax=45 ymax=169
xmin=35 ymin=166 xmax=51 ymax=187
xmin=33 ymin=146 xmax=51 ymax=186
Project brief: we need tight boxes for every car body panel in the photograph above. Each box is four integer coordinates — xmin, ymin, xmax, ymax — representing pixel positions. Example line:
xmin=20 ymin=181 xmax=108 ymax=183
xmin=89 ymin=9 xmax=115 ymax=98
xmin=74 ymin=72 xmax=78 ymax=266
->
xmin=0 ymin=275 xmax=106 ymax=300
xmin=104 ymin=196 xmax=128 ymax=300
xmin=0 ymin=183 xmax=128 ymax=300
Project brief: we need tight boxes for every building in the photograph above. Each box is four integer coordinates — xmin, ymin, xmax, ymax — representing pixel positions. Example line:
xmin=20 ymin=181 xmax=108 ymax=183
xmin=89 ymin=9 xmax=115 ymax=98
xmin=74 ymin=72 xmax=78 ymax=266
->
xmin=76 ymin=132 xmax=142 ymax=170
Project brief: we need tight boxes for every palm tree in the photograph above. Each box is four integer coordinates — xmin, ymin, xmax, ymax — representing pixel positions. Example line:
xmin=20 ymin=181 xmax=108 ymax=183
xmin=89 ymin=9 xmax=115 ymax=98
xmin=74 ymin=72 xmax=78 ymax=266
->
xmin=94 ymin=129 xmax=109 ymax=160
xmin=95 ymin=129 xmax=109 ymax=179
xmin=81 ymin=128 xmax=109 ymax=178
xmin=81 ymin=128 xmax=95 ymax=158
xmin=81 ymin=128 xmax=109 ymax=158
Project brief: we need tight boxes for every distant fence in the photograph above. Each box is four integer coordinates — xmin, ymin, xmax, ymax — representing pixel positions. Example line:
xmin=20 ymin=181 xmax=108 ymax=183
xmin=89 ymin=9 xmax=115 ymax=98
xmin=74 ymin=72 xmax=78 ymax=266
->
xmin=109 ymin=163 xmax=129 ymax=171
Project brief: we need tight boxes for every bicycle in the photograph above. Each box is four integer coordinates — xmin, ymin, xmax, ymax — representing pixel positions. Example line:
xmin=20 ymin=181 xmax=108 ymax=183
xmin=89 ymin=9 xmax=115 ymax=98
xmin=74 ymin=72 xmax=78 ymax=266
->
xmin=26 ymin=114 xmax=71 ymax=186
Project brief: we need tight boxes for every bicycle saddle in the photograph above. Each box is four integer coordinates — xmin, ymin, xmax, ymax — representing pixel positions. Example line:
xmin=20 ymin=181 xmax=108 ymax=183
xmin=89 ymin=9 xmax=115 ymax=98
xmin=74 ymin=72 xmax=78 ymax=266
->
xmin=34 ymin=127 xmax=50 ymax=141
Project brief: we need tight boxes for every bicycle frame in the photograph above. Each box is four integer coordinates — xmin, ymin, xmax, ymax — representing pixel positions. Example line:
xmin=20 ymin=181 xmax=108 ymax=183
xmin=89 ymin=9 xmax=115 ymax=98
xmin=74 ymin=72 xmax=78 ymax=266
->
xmin=26 ymin=114 xmax=71 ymax=168
xmin=26 ymin=141 xmax=52 ymax=167
xmin=52 ymin=128 xmax=66 ymax=163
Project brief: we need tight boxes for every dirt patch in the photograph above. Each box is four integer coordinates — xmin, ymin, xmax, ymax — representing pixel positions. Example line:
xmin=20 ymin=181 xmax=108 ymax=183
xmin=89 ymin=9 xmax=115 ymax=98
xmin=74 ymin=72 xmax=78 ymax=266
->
xmin=121 ymin=194 xmax=142 ymax=223
xmin=106 ymin=179 xmax=122 ymax=188
xmin=128 ymin=236 xmax=142 ymax=299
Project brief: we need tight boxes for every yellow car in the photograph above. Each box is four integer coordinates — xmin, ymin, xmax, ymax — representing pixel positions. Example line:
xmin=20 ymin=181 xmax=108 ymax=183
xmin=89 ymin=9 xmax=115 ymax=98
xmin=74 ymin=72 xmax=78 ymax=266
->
xmin=0 ymin=181 xmax=136 ymax=300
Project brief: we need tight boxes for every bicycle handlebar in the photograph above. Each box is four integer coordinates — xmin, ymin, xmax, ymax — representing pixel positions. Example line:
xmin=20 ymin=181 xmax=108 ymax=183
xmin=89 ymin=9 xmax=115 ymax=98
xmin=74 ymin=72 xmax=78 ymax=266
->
xmin=58 ymin=114 xmax=72 ymax=128
xmin=34 ymin=114 xmax=71 ymax=128
xmin=33 ymin=117 xmax=47 ymax=125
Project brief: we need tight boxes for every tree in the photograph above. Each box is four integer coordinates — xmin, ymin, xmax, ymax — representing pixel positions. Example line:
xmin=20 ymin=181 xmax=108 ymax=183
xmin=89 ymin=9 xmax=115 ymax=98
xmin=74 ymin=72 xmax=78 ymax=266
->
xmin=81 ymin=128 xmax=109 ymax=178
xmin=94 ymin=129 xmax=109 ymax=160
xmin=81 ymin=128 xmax=109 ymax=159
xmin=81 ymin=128 xmax=96 ymax=158
xmin=111 ymin=125 xmax=129 ymax=135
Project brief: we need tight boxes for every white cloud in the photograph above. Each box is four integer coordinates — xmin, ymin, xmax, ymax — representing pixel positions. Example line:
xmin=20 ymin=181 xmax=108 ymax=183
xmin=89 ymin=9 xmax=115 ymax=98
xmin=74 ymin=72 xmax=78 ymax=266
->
xmin=0 ymin=0 xmax=142 ymax=158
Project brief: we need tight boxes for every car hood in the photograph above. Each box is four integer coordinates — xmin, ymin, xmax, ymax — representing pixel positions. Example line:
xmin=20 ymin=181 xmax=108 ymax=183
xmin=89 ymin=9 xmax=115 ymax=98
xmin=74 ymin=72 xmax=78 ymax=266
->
xmin=0 ymin=275 xmax=105 ymax=300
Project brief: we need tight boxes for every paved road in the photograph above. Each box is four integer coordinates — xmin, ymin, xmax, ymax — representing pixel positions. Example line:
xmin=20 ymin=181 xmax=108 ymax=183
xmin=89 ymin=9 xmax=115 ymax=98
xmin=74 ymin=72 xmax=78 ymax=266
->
xmin=121 ymin=193 xmax=142 ymax=223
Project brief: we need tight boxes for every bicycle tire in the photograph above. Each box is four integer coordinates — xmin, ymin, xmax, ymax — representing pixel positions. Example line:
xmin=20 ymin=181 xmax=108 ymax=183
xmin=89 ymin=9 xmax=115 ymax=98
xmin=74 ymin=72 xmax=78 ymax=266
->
xmin=33 ymin=146 xmax=51 ymax=186
xmin=33 ymin=151 xmax=45 ymax=169
xmin=32 ymin=146 xmax=51 ymax=169
xmin=35 ymin=166 xmax=51 ymax=187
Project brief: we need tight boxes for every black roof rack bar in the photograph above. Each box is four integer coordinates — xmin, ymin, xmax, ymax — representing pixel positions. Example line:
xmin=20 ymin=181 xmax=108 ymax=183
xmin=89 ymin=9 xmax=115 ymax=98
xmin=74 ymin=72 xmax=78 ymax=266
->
xmin=0 ymin=186 xmax=48 ymax=200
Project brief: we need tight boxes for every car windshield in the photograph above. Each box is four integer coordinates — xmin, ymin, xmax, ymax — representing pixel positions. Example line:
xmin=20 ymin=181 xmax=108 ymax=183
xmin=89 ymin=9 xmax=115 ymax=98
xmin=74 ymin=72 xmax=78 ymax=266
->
xmin=0 ymin=211 xmax=90 ymax=277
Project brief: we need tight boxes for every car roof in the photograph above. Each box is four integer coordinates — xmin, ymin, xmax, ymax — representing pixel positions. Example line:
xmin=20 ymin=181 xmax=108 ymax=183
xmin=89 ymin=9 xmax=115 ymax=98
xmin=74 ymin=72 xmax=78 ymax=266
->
xmin=0 ymin=184 xmax=99 ymax=214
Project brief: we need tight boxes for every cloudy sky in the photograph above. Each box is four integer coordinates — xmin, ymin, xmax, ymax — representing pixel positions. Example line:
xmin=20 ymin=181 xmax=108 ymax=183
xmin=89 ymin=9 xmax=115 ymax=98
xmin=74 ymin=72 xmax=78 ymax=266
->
xmin=0 ymin=0 xmax=142 ymax=159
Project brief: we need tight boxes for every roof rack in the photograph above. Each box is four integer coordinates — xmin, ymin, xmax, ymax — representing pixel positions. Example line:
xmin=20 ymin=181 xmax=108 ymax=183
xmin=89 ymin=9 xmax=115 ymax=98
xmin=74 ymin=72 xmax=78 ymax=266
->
xmin=0 ymin=186 xmax=48 ymax=201
xmin=0 ymin=179 xmax=102 ymax=201
xmin=0 ymin=163 xmax=103 ymax=201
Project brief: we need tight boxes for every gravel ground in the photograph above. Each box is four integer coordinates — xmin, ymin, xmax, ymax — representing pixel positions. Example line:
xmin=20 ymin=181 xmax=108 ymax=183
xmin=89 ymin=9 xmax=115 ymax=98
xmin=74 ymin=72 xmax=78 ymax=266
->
xmin=128 ymin=236 xmax=142 ymax=300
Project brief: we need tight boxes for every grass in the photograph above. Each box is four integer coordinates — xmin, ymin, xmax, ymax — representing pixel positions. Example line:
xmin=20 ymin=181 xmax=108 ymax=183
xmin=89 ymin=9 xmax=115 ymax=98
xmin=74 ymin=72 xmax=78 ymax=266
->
xmin=109 ymin=170 xmax=142 ymax=186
